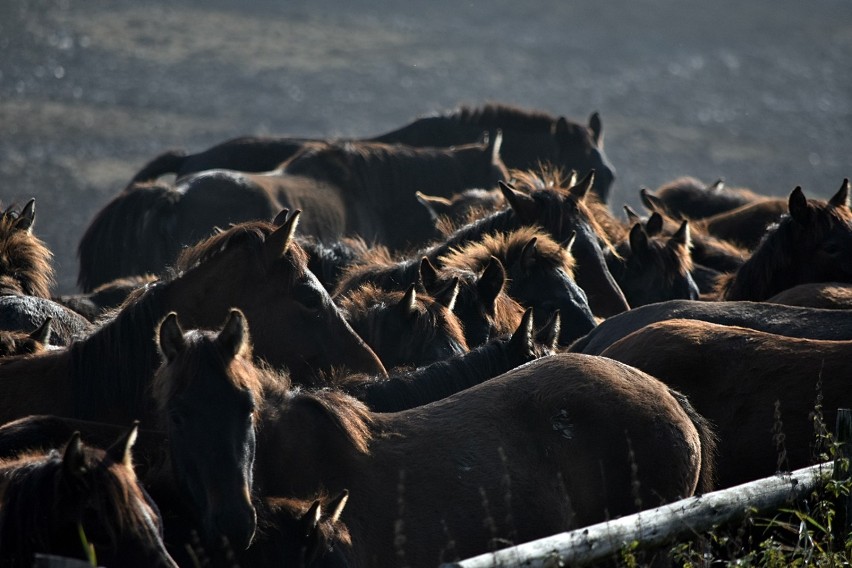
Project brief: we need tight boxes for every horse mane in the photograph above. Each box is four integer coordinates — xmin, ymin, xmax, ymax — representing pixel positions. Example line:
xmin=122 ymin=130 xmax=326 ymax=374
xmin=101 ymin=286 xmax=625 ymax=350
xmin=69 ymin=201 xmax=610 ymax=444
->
xmin=333 ymin=245 xmax=420 ymax=297
xmin=69 ymin=282 xmax=170 ymax=421
xmin=264 ymin=382 xmax=374 ymax=456
xmin=175 ymin=220 xmax=309 ymax=286
xmin=0 ymin=207 xmax=54 ymax=298
xmin=440 ymin=225 xmax=576 ymax=277
xmin=717 ymin=200 xmax=852 ymax=300
xmin=0 ymin=442 xmax=159 ymax=557
xmin=443 ymin=103 xmax=558 ymax=131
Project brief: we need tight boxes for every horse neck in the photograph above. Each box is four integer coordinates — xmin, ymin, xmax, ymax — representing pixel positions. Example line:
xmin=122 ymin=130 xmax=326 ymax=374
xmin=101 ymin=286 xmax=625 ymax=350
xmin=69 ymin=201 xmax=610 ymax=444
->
xmin=425 ymin=209 xmax=518 ymax=262
xmin=0 ymin=350 xmax=73 ymax=423
xmin=720 ymin=223 xmax=796 ymax=301
xmin=69 ymin=283 xmax=174 ymax=423
xmin=347 ymin=337 xmax=520 ymax=412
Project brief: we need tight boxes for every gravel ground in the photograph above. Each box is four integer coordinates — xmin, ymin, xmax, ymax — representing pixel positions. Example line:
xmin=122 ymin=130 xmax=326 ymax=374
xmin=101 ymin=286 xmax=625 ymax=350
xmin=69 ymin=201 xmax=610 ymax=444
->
xmin=1 ymin=0 xmax=850 ymax=293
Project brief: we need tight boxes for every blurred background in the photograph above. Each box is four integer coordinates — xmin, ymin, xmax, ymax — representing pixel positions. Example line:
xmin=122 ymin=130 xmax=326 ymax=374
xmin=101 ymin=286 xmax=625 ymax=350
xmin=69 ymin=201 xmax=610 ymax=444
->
xmin=1 ymin=0 xmax=850 ymax=293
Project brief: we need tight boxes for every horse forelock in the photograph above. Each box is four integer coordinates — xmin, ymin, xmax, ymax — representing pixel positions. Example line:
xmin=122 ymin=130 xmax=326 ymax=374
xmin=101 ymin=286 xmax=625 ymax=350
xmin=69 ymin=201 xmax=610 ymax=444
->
xmin=0 ymin=211 xmax=54 ymax=298
xmin=152 ymin=331 xmax=266 ymax=422
xmin=441 ymin=226 xmax=576 ymax=279
xmin=511 ymin=168 xmax=616 ymax=253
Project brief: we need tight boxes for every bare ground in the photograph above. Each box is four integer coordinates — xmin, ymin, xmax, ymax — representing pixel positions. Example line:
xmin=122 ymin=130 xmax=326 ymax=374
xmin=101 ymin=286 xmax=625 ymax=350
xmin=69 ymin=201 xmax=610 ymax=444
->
xmin=1 ymin=0 xmax=850 ymax=293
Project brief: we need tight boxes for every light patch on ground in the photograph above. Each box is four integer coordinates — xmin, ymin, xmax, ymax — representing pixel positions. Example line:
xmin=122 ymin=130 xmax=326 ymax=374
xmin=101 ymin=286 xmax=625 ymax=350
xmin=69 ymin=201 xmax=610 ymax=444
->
xmin=39 ymin=5 xmax=409 ymax=72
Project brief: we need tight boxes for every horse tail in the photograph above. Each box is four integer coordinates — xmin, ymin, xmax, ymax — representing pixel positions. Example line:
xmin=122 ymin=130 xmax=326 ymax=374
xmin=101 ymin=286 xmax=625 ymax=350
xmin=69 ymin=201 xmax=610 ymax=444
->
xmin=128 ymin=149 xmax=187 ymax=184
xmin=669 ymin=387 xmax=718 ymax=494
xmin=77 ymin=183 xmax=181 ymax=292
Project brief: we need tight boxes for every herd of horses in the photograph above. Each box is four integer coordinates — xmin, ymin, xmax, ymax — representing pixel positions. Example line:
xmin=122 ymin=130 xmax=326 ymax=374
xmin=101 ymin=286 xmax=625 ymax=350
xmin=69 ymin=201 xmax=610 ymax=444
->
xmin=1 ymin=102 xmax=851 ymax=567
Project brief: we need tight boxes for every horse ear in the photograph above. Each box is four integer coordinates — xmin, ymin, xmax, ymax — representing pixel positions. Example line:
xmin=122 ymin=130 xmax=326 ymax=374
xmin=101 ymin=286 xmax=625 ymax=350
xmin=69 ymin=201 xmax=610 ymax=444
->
xmin=264 ymin=209 xmax=302 ymax=265
xmin=788 ymin=186 xmax=812 ymax=225
xmin=418 ymin=257 xmax=440 ymax=293
xmin=499 ymin=181 xmax=538 ymax=223
xmin=640 ymin=188 xmax=666 ymax=214
xmin=29 ymin=317 xmax=52 ymax=345
xmin=551 ymin=116 xmax=570 ymax=139
xmin=301 ymin=500 xmax=323 ymax=539
xmin=16 ymin=199 xmax=35 ymax=233
xmin=398 ymin=285 xmax=418 ymax=319
xmin=477 ymin=256 xmax=507 ymax=310
xmin=535 ymin=310 xmax=561 ymax=352
xmin=217 ymin=309 xmax=250 ymax=360
xmin=519 ymin=237 xmax=538 ymax=273
xmin=629 ymin=223 xmax=651 ymax=256
xmin=828 ymin=178 xmax=851 ymax=210
xmin=568 ymin=170 xmax=595 ymax=201
xmin=508 ymin=308 xmax=535 ymax=359
xmin=488 ymin=129 xmax=503 ymax=163
xmin=708 ymin=178 xmax=725 ymax=192
xmin=157 ymin=312 xmax=186 ymax=363
xmin=645 ymin=212 xmax=664 ymax=237
xmin=107 ymin=421 xmax=139 ymax=468
xmin=324 ymin=489 xmax=350 ymax=524
xmin=623 ymin=204 xmax=641 ymax=224
xmin=589 ymin=112 xmax=603 ymax=147
xmin=432 ymin=277 xmax=460 ymax=312
xmin=415 ymin=192 xmax=452 ymax=222
xmin=271 ymin=208 xmax=291 ymax=227
xmin=560 ymin=230 xmax=577 ymax=254
xmin=62 ymin=431 xmax=87 ymax=478
xmin=669 ymin=220 xmax=692 ymax=249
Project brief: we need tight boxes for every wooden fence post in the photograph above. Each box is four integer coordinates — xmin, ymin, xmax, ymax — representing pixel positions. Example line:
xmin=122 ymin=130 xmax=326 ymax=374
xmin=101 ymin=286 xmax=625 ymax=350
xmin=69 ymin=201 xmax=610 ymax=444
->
xmin=834 ymin=408 xmax=852 ymax=531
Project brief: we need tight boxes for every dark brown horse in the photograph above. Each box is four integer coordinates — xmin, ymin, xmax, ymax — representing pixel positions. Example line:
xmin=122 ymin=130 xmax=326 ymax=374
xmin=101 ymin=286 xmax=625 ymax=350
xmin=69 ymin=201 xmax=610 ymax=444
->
xmin=337 ymin=283 xmax=469 ymax=370
xmin=0 ymin=214 xmax=386 ymax=426
xmin=766 ymin=281 xmax=852 ymax=310
xmin=643 ymin=176 xmax=763 ymax=220
xmin=600 ymin=319 xmax=852 ymax=488
xmin=0 ymin=427 xmax=178 ymax=568
xmin=250 ymin=350 xmax=714 ymax=567
xmin=157 ymin=312 xmax=712 ymax=565
xmin=335 ymin=169 xmax=630 ymax=318
xmin=372 ymin=103 xmax=616 ymax=201
xmin=78 ymin=138 xmax=506 ymax=292
xmin=605 ymin=220 xmax=700 ymax=306
xmin=569 ymin=299 xmax=852 ymax=355
xmin=717 ymin=180 xmax=852 ymax=301
xmin=153 ymin=309 xmax=260 ymax=551
xmin=129 ymin=103 xmax=616 ymax=202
